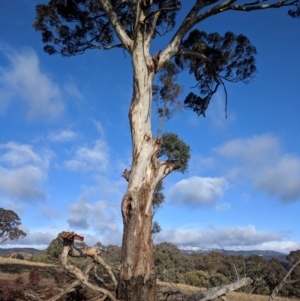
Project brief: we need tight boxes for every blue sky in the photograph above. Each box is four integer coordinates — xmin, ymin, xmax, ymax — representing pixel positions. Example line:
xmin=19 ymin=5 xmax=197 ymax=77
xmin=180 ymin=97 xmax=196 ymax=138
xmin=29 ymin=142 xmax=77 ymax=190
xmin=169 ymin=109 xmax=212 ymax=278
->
xmin=0 ymin=1 xmax=300 ymax=254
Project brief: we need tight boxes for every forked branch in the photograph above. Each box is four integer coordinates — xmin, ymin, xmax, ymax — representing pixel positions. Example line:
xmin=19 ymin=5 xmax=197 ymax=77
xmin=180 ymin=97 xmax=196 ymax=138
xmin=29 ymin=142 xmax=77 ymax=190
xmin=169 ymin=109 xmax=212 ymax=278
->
xmin=158 ymin=0 xmax=296 ymax=69
xmin=60 ymin=231 xmax=118 ymax=301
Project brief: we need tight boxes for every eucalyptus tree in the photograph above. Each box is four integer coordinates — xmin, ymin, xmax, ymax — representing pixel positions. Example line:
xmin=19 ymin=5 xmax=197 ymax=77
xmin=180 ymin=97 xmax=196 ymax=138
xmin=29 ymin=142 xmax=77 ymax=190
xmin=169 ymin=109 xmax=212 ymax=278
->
xmin=0 ymin=208 xmax=26 ymax=244
xmin=34 ymin=1 xmax=299 ymax=300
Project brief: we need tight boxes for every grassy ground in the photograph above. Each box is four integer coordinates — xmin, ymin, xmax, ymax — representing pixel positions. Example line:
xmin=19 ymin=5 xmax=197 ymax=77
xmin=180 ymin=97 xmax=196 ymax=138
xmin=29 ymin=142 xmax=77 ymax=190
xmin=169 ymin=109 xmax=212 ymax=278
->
xmin=0 ymin=256 xmax=56 ymax=266
xmin=227 ymin=292 xmax=299 ymax=301
xmin=0 ymin=258 xmax=299 ymax=301
xmin=157 ymin=280 xmax=300 ymax=301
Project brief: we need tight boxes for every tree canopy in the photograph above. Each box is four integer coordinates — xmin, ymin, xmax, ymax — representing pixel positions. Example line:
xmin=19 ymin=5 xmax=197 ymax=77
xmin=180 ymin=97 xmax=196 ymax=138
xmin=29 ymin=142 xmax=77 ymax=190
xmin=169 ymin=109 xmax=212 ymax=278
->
xmin=33 ymin=1 xmax=300 ymax=300
xmin=0 ymin=208 xmax=27 ymax=244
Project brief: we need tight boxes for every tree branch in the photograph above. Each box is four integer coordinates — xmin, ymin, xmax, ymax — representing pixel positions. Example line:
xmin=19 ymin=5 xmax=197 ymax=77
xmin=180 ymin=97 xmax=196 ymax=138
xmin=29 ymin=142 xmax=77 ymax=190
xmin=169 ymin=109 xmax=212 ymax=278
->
xmin=144 ymin=158 xmax=174 ymax=216
xmin=60 ymin=232 xmax=118 ymax=301
xmin=158 ymin=0 xmax=220 ymax=67
xmin=159 ymin=0 xmax=295 ymax=69
xmin=161 ymin=277 xmax=252 ymax=300
xmin=229 ymin=0 xmax=293 ymax=11
xmin=268 ymin=259 xmax=300 ymax=301
xmin=194 ymin=277 xmax=252 ymax=301
xmin=144 ymin=10 xmax=161 ymax=49
xmin=97 ymin=0 xmax=133 ymax=52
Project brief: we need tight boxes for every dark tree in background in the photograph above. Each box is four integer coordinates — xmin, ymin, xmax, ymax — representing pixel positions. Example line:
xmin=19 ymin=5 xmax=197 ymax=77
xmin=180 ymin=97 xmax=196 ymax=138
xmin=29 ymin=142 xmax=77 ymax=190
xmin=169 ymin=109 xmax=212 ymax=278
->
xmin=33 ymin=1 xmax=299 ymax=300
xmin=0 ymin=208 xmax=26 ymax=244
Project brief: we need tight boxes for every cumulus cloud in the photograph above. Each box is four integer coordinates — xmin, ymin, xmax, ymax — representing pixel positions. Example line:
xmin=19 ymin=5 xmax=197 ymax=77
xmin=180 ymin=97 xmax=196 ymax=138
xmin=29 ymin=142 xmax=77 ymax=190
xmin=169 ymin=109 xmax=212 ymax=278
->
xmin=254 ymin=155 xmax=300 ymax=202
xmin=0 ymin=46 xmax=64 ymax=121
xmin=1 ymin=229 xmax=57 ymax=250
xmin=67 ymin=195 xmax=122 ymax=245
xmin=156 ymin=225 xmax=295 ymax=253
xmin=169 ymin=176 xmax=228 ymax=208
xmin=0 ymin=142 xmax=52 ymax=201
xmin=214 ymin=135 xmax=300 ymax=202
xmin=68 ymin=198 xmax=91 ymax=229
xmin=64 ymin=139 xmax=109 ymax=172
xmin=47 ymin=129 xmax=78 ymax=142
xmin=215 ymin=134 xmax=280 ymax=167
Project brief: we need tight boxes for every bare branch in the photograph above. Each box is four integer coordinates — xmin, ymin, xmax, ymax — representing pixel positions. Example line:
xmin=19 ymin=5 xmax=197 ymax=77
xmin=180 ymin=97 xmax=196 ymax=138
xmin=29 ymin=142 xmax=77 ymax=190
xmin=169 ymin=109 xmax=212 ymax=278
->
xmin=159 ymin=0 xmax=295 ymax=68
xmin=144 ymin=2 xmax=181 ymax=48
xmin=162 ymin=277 xmax=252 ymax=301
xmin=193 ymin=277 xmax=252 ymax=301
xmin=122 ymin=169 xmax=131 ymax=182
xmin=144 ymin=10 xmax=161 ymax=49
xmin=269 ymin=259 xmax=300 ymax=301
xmin=159 ymin=0 xmax=221 ymax=67
xmin=97 ymin=0 xmax=133 ymax=51
xmin=45 ymin=280 xmax=81 ymax=301
xmin=60 ymin=231 xmax=118 ymax=301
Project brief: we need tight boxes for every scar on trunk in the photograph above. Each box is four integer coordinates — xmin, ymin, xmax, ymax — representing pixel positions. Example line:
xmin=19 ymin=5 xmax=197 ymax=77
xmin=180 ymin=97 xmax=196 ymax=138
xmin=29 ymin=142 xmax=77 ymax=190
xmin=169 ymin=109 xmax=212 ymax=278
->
xmin=124 ymin=196 xmax=133 ymax=222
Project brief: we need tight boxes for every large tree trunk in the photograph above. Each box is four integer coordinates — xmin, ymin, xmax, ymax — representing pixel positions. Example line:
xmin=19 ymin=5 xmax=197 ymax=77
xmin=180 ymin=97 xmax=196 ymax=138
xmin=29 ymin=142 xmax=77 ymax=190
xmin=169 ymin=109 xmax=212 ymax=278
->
xmin=117 ymin=86 xmax=160 ymax=300
xmin=117 ymin=18 xmax=162 ymax=299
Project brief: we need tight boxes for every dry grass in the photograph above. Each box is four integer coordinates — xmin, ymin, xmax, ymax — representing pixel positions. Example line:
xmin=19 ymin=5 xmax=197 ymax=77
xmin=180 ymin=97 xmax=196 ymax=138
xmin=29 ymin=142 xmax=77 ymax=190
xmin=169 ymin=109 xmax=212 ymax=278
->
xmin=157 ymin=281 xmax=300 ymax=301
xmin=228 ymin=291 xmax=299 ymax=301
xmin=0 ymin=256 xmax=56 ymax=267
xmin=157 ymin=280 xmax=203 ymax=294
xmin=0 ymin=257 xmax=60 ymax=283
xmin=0 ymin=260 xmax=299 ymax=301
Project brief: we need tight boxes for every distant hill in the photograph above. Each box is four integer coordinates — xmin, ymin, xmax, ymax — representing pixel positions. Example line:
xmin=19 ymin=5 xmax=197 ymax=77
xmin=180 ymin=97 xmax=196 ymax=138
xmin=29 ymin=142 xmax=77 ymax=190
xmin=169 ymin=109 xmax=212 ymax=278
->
xmin=0 ymin=248 xmax=43 ymax=255
xmin=180 ymin=248 xmax=287 ymax=262
xmin=0 ymin=247 xmax=287 ymax=262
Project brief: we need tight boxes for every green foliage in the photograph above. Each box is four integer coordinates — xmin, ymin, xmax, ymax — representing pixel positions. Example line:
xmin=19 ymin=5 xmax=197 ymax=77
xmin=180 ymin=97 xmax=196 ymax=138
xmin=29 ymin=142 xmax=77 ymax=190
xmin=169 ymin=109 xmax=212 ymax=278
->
xmin=185 ymin=270 xmax=210 ymax=288
xmin=289 ymin=1 xmax=300 ymax=17
xmin=94 ymin=243 xmax=121 ymax=275
xmin=30 ymin=234 xmax=300 ymax=298
xmin=209 ymin=273 xmax=230 ymax=287
xmin=154 ymin=242 xmax=193 ymax=283
xmin=151 ymin=221 xmax=162 ymax=238
xmin=153 ymin=61 xmax=183 ymax=133
xmin=0 ymin=208 xmax=26 ymax=244
xmin=152 ymin=180 xmax=165 ymax=214
xmin=158 ymin=133 xmax=190 ymax=173
xmin=176 ymin=30 xmax=257 ymax=117
xmin=33 ymin=0 xmax=181 ymax=56
xmin=32 ymin=233 xmax=63 ymax=264
xmin=14 ymin=253 xmax=25 ymax=260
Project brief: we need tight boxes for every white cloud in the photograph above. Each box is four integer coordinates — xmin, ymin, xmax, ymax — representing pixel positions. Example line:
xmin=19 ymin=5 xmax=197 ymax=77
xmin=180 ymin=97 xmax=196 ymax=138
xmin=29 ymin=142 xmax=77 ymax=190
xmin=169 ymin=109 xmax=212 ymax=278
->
xmin=215 ymin=134 xmax=280 ymax=167
xmin=0 ymin=142 xmax=52 ymax=201
xmin=215 ymin=135 xmax=300 ymax=202
xmin=91 ymin=118 xmax=105 ymax=137
xmin=156 ymin=225 xmax=296 ymax=253
xmin=0 ymin=166 xmax=46 ymax=200
xmin=47 ymin=129 xmax=78 ymax=142
xmin=215 ymin=202 xmax=231 ymax=211
xmin=0 ymin=228 xmax=57 ymax=250
xmin=39 ymin=206 xmax=62 ymax=219
xmin=64 ymin=139 xmax=109 ymax=172
xmin=169 ymin=176 xmax=228 ymax=208
xmin=67 ymin=194 xmax=122 ymax=245
xmin=254 ymin=155 xmax=300 ymax=202
xmin=0 ymin=46 xmax=64 ymax=121
xmin=64 ymin=82 xmax=84 ymax=100
xmin=207 ymin=92 xmax=236 ymax=127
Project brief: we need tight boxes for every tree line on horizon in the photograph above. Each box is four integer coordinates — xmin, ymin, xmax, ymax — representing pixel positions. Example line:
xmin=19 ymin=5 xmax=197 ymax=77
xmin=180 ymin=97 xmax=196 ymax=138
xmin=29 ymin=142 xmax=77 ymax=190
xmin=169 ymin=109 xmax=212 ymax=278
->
xmin=24 ymin=234 xmax=300 ymax=299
